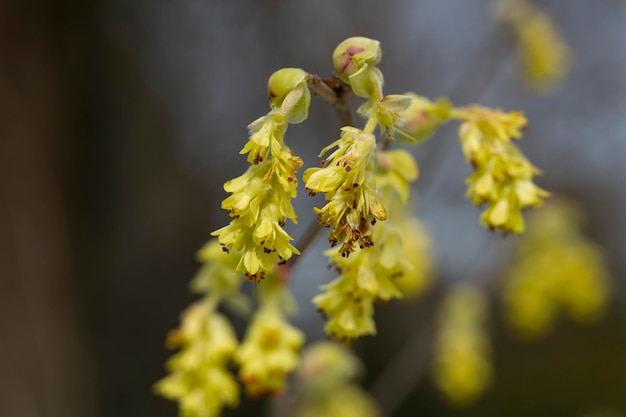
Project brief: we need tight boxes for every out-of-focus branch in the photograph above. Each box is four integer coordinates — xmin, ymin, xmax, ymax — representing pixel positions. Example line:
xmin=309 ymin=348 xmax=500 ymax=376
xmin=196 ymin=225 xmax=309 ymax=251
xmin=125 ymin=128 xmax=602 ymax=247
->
xmin=369 ymin=237 xmax=504 ymax=416
xmin=368 ymin=31 xmax=518 ymax=413
xmin=368 ymin=295 xmax=439 ymax=415
xmin=287 ymin=75 xmax=354 ymax=272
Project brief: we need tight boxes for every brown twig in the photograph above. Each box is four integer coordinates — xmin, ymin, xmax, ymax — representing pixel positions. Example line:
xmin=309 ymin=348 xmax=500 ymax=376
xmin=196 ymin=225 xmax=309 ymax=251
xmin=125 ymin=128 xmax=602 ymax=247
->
xmin=286 ymin=75 xmax=354 ymax=272
xmin=287 ymin=217 xmax=322 ymax=270
xmin=307 ymin=74 xmax=355 ymax=127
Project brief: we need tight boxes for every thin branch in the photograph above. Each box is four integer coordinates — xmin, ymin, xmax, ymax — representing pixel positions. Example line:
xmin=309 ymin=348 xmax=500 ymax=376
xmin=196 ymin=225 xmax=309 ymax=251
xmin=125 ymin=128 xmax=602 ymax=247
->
xmin=418 ymin=22 xmax=512 ymax=197
xmin=308 ymin=74 xmax=355 ymax=127
xmin=368 ymin=295 xmax=438 ymax=415
xmin=287 ymin=218 xmax=322 ymax=270
xmin=368 ymin=237 xmax=505 ymax=416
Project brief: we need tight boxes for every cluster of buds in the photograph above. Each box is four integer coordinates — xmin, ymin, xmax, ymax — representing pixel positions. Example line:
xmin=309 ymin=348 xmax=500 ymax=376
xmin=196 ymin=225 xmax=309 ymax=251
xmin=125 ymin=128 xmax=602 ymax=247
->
xmin=503 ymin=199 xmax=610 ymax=338
xmin=433 ymin=285 xmax=493 ymax=406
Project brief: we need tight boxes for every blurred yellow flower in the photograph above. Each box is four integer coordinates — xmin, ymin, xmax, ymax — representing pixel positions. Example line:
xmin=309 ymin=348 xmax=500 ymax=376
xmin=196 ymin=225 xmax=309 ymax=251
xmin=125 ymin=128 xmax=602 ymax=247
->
xmin=503 ymin=199 xmax=610 ymax=338
xmin=295 ymin=342 xmax=381 ymax=417
xmin=496 ymin=0 xmax=572 ymax=92
xmin=433 ymin=285 xmax=492 ymax=406
xmin=236 ymin=303 xmax=304 ymax=396
xmin=155 ymin=301 xmax=240 ymax=417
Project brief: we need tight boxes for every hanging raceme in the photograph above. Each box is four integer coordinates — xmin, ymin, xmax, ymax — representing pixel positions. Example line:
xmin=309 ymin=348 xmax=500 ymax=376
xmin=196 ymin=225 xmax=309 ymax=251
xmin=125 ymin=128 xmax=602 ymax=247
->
xmin=212 ymin=68 xmax=309 ymax=282
xmin=503 ymin=198 xmax=610 ymax=339
xmin=495 ymin=0 xmax=572 ymax=92
xmin=433 ymin=285 xmax=493 ymax=406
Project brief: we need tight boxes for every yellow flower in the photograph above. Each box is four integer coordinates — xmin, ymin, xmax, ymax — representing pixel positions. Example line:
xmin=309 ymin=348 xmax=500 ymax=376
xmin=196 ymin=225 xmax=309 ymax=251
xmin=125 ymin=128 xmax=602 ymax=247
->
xmin=313 ymin=269 xmax=379 ymax=342
xmin=295 ymin=342 xmax=381 ymax=417
xmin=191 ymin=239 xmax=242 ymax=295
xmin=155 ymin=301 xmax=240 ymax=417
xmin=314 ymin=149 xmax=431 ymax=342
xmin=357 ymin=94 xmax=413 ymax=138
xmin=296 ymin=385 xmax=381 ymax=417
xmin=433 ymin=285 xmax=492 ymax=406
xmin=375 ymin=149 xmax=419 ymax=206
xmin=236 ymin=303 xmax=304 ymax=396
xmin=304 ymin=127 xmax=387 ymax=257
xmin=213 ymin=88 xmax=306 ymax=280
xmin=496 ymin=0 xmax=571 ymax=92
xmin=503 ymin=199 xmax=610 ymax=338
xmin=456 ymin=106 xmax=548 ymax=234
xmin=393 ymin=216 xmax=433 ymax=298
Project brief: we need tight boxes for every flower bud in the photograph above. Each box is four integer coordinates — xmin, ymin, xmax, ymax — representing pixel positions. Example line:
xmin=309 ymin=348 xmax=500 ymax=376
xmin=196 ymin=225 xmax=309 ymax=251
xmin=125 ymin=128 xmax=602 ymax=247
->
xmin=268 ymin=68 xmax=311 ymax=123
xmin=332 ymin=37 xmax=382 ymax=84
xmin=394 ymin=94 xmax=451 ymax=143
xmin=268 ymin=68 xmax=307 ymax=100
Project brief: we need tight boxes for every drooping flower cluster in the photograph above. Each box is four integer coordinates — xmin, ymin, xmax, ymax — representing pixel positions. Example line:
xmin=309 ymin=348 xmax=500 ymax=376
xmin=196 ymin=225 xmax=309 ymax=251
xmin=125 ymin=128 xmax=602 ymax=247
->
xmin=457 ymin=106 xmax=549 ymax=234
xmin=155 ymin=241 xmax=243 ymax=417
xmin=156 ymin=304 xmax=240 ymax=417
xmin=157 ymin=238 xmax=306 ymax=415
xmin=304 ymin=127 xmax=387 ymax=257
xmin=212 ymin=69 xmax=310 ymax=281
xmin=503 ymin=199 xmax=610 ymax=339
xmin=294 ymin=342 xmax=381 ymax=417
xmin=433 ymin=285 xmax=492 ymax=406
xmin=313 ymin=149 xmax=431 ymax=342
xmin=236 ymin=274 xmax=304 ymax=396
xmin=496 ymin=0 xmax=571 ymax=92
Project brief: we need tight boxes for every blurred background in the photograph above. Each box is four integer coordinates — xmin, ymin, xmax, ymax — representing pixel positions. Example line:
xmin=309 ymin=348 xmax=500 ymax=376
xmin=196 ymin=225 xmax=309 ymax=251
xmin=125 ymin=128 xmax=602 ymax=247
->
xmin=1 ymin=0 xmax=625 ymax=416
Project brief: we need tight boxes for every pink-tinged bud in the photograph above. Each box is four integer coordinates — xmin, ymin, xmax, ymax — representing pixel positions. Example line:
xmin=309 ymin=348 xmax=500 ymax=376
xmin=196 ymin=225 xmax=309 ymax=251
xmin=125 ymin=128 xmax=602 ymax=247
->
xmin=332 ymin=37 xmax=382 ymax=84
xmin=394 ymin=94 xmax=451 ymax=143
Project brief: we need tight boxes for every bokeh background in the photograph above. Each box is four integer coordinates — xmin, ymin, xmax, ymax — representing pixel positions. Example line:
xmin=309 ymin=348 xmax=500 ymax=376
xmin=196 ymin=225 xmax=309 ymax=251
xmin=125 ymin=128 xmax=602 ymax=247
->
xmin=1 ymin=0 xmax=625 ymax=416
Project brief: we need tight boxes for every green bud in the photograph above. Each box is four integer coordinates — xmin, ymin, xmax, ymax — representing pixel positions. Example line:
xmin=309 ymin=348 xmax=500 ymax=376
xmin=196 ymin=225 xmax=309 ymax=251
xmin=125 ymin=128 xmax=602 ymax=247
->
xmin=268 ymin=68 xmax=307 ymax=99
xmin=332 ymin=37 xmax=382 ymax=84
xmin=267 ymin=68 xmax=311 ymax=123
xmin=348 ymin=66 xmax=384 ymax=99
xmin=394 ymin=94 xmax=451 ymax=144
